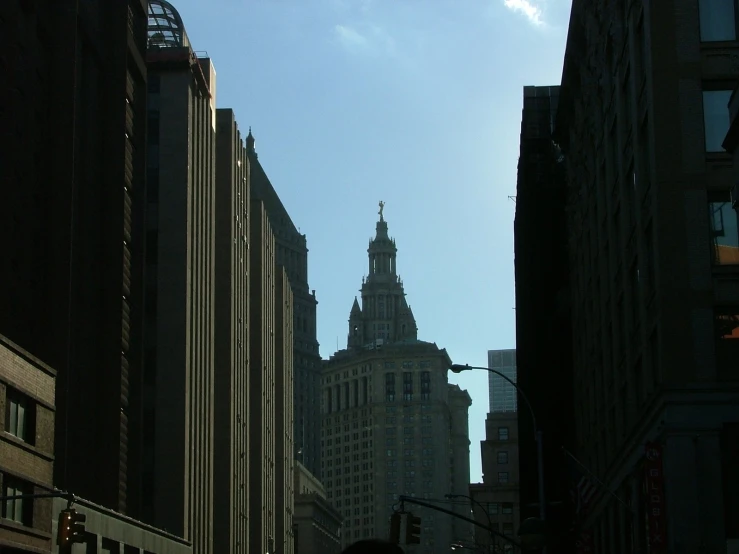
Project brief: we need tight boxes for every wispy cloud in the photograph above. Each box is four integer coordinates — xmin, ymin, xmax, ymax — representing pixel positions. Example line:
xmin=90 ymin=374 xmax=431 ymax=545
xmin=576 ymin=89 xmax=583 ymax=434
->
xmin=335 ymin=24 xmax=369 ymax=48
xmin=333 ymin=23 xmax=396 ymax=55
xmin=503 ymin=0 xmax=544 ymax=26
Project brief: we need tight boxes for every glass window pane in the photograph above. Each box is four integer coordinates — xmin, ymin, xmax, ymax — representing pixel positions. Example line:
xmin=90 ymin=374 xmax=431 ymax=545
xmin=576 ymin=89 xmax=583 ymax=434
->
xmin=700 ymin=0 xmax=737 ymax=41
xmin=16 ymin=401 xmax=25 ymax=439
xmin=8 ymin=400 xmax=18 ymax=436
xmin=709 ymin=201 xmax=739 ymax=264
xmin=703 ymin=90 xmax=733 ymax=152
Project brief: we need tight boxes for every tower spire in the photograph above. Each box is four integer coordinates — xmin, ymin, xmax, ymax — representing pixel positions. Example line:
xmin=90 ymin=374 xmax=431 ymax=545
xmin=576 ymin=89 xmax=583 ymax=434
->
xmin=346 ymin=207 xmax=418 ymax=350
xmin=246 ymin=127 xmax=256 ymax=155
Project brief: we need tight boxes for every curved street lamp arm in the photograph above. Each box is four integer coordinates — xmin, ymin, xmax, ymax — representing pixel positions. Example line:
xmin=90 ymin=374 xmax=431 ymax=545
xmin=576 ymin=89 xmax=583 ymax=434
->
xmin=450 ymin=364 xmax=538 ymax=434
xmin=446 ymin=493 xmax=494 ymax=540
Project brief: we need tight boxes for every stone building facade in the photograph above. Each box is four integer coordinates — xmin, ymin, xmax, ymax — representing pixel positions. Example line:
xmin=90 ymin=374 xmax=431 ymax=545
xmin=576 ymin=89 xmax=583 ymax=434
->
xmin=293 ymin=462 xmax=342 ymax=554
xmin=0 ymin=335 xmax=56 ymax=553
xmin=321 ymin=210 xmax=471 ymax=552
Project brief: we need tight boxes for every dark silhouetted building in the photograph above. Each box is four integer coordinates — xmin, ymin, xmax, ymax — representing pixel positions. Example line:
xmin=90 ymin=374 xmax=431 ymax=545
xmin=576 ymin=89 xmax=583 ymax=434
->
xmin=555 ymin=0 xmax=739 ymax=550
xmin=0 ymin=0 xmax=149 ymax=517
xmin=513 ymin=85 xmax=575 ymax=553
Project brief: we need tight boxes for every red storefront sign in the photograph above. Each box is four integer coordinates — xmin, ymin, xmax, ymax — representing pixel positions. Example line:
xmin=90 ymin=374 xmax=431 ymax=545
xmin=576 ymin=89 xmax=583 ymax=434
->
xmin=644 ymin=442 xmax=667 ymax=552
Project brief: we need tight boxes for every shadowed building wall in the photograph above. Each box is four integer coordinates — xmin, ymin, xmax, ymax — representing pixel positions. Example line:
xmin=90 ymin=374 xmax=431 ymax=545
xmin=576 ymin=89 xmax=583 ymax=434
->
xmin=0 ymin=0 xmax=149 ymax=516
xmin=214 ymin=108 xmax=250 ymax=554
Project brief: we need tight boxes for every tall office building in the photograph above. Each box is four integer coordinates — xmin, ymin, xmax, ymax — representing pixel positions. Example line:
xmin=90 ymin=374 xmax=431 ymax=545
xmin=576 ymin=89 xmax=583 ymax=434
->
xmin=513 ymin=85 xmax=575 ymax=554
xmin=0 ymin=0 xmax=149 ymax=516
xmin=321 ymin=208 xmax=471 ymax=552
xmin=487 ymin=349 xmax=517 ymax=413
xmin=554 ymin=0 xmax=739 ymax=550
xmin=275 ymin=269 xmax=296 ymax=554
xmin=213 ymin=108 xmax=251 ymax=554
xmin=144 ymin=3 xmax=217 ymax=550
xmin=247 ymin=135 xmax=322 ymax=475
xmin=249 ymin=199 xmax=277 ymax=552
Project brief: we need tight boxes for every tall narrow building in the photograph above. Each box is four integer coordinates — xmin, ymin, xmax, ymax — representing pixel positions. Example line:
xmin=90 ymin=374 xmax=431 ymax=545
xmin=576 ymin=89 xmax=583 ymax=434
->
xmin=249 ymin=199 xmax=279 ymax=554
xmin=144 ymin=2 xmax=217 ymax=550
xmin=321 ymin=206 xmax=471 ymax=552
xmin=514 ymin=85 xmax=575 ymax=554
xmin=213 ymin=108 xmax=251 ymax=554
xmin=247 ymin=134 xmax=322 ymax=476
xmin=275 ymin=268 xmax=296 ymax=554
xmin=0 ymin=0 xmax=149 ymax=516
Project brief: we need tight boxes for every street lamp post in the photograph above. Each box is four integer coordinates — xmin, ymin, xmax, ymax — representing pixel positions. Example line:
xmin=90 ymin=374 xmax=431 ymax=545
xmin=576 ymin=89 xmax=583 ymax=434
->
xmin=450 ymin=364 xmax=546 ymax=547
xmin=445 ymin=493 xmax=494 ymax=552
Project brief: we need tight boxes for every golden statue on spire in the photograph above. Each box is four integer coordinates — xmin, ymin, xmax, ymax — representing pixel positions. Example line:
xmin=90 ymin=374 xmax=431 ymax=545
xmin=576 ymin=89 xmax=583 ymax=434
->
xmin=378 ymin=200 xmax=385 ymax=221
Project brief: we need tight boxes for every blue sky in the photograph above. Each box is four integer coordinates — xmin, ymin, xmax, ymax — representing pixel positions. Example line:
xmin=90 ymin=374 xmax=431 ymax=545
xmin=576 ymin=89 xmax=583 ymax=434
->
xmin=170 ymin=0 xmax=572 ymax=482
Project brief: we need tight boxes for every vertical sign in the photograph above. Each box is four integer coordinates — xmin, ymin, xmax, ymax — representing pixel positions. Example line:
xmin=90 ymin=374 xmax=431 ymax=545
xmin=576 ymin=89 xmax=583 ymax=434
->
xmin=644 ymin=442 xmax=667 ymax=552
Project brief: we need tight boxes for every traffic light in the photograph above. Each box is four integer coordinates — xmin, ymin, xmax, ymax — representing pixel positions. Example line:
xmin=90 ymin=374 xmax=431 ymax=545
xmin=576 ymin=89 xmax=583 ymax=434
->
xmin=57 ymin=508 xmax=87 ymax=547
xmin=389 ymin=513 xmax=401 ymax=544
xmin=405 ymin=513 xmax=421 ymax=544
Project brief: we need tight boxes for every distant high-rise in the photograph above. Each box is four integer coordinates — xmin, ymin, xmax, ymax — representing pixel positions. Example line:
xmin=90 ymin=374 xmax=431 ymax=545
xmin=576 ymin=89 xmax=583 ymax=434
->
xmin=0 ymin=0 xmax=149 ymax=516
xmin=143 ymin=2 xmax=217 ymax=550
xmin=247 ymin=134 xmax=322 ymax=476
xmin=487 ymin=349 xmax=517 ymax=413
xmin=321 ymin=208 xmax=471 ymax=551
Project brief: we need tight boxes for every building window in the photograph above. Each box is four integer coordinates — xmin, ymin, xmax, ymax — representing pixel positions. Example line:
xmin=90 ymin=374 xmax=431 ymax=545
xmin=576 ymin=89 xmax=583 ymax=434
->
xmin=699 ymin=0 xmax=738 ymax=41
xmin=5 ymin=388 xmax=33 ymax=444
xmin=402 ymin=372 xmax=413 ymax=401
xmin=503 ymin=522 xmax=514 ymax=535
xmin=420 ymin=371 xmax=431 ymax=400
xmin=385 ymin=373 xmax=395 ymax=402
xmin=709 ymin=196 xmax=739 ymax=264
xmin=497 ymin=451 xmax=509 ymax=464
xmin=502 ymin=503 xmax=514 ymax=514
xmin=498 ymin=427 xmax=509 ymax=441
xmin=2 ymin=476 xmax=32 ymax=525
xmin=703 ymin=89 xmax=733 ymax=152
xmin=498 ymin=472 xmax=509 ymax=484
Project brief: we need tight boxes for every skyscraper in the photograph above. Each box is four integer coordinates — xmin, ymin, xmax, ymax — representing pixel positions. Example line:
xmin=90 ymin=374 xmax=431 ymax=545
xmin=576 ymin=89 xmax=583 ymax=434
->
xmin=321 ymin=207 xmax=471 ymax=551
xmin=0 ymin=0 xmax=149 ymax=516
xmin=487 ymin=349 xmax=517 ymax=413
xmin=144 ymin=3 xmax=217 ymax=549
